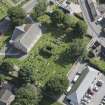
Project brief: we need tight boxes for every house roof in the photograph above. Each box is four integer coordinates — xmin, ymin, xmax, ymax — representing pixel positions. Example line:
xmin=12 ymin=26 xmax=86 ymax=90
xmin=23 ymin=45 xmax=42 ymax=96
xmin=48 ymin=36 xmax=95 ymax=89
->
xmin=0 ymin=17 xmax=11 ymax=33
xmin=11 ymin=23 xmax=42 ymax=53
xmin=67 ymin=66 xmax=99 ymax=105
xmin=0 ymin=89 xmax=15 ymax=104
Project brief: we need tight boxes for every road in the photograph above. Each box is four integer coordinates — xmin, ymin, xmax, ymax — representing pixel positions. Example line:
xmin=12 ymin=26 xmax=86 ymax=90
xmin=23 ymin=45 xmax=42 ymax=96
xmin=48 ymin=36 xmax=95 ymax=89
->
xmin=78 ymin=0 xmax=105 ymax=49
xmin=22 ymin=0 xmax=37 ymax=13
xmin=78 ymin=0 xmax=101 ymax=38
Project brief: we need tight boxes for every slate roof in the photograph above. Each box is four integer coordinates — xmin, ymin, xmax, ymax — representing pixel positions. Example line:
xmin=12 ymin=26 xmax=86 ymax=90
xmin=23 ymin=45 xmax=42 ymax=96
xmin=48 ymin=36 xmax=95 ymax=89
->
xmin=66 ymin=66 xmax=99 ymax=105
xmin=10 ymin=23 xmax=42 ymax=53
xmin=0 ymin=89 xmax=15 ymax=105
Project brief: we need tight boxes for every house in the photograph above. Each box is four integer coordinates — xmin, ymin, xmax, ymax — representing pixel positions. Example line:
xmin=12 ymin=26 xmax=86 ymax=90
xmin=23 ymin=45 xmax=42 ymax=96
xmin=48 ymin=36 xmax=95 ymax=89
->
xmin=66 ymin=66 xmax=100 ymax=105
xmin=0 ymin=89 xmax=15 ymax=105
xmin=9 ymin=23 xmax=42 ymax=53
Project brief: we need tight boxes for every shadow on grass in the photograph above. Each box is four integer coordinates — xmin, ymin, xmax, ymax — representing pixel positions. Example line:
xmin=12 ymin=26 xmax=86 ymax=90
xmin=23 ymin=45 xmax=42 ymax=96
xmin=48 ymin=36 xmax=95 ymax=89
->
xmin=40 ymin=95 xmax=61 ymax=105
xmin=55 ymin=49 xmax=77 ymax=67
xmin=41 ymin=23 xmax=83 ymax=44
xmin=41 ymin=23 xmax=66 ymax=39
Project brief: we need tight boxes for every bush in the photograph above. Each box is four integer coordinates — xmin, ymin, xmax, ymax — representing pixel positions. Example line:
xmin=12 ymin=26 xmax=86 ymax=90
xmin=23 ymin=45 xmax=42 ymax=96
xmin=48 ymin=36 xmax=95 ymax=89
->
xmin=39 ymin=46 xmax=53 ymax=58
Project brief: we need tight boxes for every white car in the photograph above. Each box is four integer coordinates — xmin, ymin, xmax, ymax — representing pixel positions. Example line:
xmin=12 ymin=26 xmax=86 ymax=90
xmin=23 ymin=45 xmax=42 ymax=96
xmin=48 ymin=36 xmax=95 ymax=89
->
xmin=72 ymin=74 xmax=79 ymax=83
xmin=93 ymin=85 xmax=99 ymax=92
xmin=85 ymin=93 xmax=92 ymax=99
xmin=102 ymin=100 xmax=105 ymax=104
xmin=97 ymin=17 xmax=103 ymax=23
xmin=99 ymin=103 xmax=104 ymax=105
xmin=83 ymin=97 xmax=91 ymax=103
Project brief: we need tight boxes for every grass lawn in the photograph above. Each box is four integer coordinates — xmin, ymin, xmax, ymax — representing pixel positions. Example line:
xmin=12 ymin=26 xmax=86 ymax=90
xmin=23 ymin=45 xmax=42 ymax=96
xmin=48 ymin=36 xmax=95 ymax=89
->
xmin=90 ymin=57 xmax=105 ymax=72
xmin=0 ymin=0 xmax=11 ymax=20
xmin=0 ymin=36 xmax=10 ymax=49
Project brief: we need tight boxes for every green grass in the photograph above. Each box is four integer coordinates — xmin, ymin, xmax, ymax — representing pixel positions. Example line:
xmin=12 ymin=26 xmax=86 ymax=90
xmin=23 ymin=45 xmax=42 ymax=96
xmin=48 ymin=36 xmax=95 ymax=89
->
xmin=0 ymin=36 xmax=10 ymax=49
xmin=0 ymin=1 xmax=11 ymax=20
xmin=90 ymin=57 xmax=105 ymax=72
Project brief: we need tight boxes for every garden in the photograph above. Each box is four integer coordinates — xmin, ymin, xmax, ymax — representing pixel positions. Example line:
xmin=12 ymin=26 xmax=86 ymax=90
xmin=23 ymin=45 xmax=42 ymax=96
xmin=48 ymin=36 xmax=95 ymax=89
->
xmin=3 ymin=14 xmax=90 ymax=87
xmin=0 ymin=2 xmax=91 ymax=105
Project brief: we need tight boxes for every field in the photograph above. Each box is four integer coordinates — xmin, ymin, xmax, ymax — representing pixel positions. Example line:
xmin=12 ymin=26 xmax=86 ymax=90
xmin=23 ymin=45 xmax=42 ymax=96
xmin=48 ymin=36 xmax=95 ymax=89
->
xmin=0 ymin=1 xmax=11 ymax=20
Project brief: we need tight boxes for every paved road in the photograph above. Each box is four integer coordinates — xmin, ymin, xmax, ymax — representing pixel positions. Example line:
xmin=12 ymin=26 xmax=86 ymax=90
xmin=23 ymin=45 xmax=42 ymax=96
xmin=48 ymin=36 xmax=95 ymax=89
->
xmin=78 ymin=0 xmax=105 ymax=49
xmin=78 ymin=0 xmax=100 ymax=38
xmin=22 ymin=0 xmax=37 ymax=13
xmin=78 ymin=0 xmax=105 ymax=40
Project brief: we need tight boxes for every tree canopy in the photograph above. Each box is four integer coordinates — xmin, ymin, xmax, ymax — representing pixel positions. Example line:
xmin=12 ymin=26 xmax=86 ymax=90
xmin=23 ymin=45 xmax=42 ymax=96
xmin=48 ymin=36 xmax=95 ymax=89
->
xmin=7 ymin=6 xmax=26 ymax=27
xmin=12 ymin=84 xmax=42 ymax=105
xmin=0 ymin=61 xmax=14 ymax=73
xmin=74 ymin=20 xmax=87 ymax=36
xmin=32 ymin=0 xmax=47 ymax=19
xmin=63 ymin=15 xmax=77 ymax=28
xmin=44 ymin=74 xmax=68 ymax=95
xmin=51 ymin=9 xmax=64 ymax=24
xmin=18 ymin=67 xmax=35 ymax=84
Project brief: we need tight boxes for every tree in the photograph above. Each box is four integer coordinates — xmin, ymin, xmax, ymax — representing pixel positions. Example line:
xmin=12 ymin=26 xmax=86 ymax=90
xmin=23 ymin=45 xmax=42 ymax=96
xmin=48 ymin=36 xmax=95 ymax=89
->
xmin=67 ymin=39 xmax=86 ymax=60
xmin=0 ymin=74 xmax=5 ymax=85
xmin=63 ymin=15 xmax=77 ymax=28
xmin=32 ymin=0 xmax=47 ymax=19
xmin=0 ymin=62 xmax=14 ymax=73
xmin=12 ymin=84 xmax=42 ymax=105
xmin=44 ymin=74 xmax=68 ymax=95
xmin=51 ymin=9 xmax=64 ymax=24
xmin=18 ymin=67 xmax=35 ymax=84
xmin=7 ymin=6 xmax=26 ymax=27
xmin=56 ymin=39 xmax=86 ymax=65
xmin=74 ymin=20 xmax=87 ymax=36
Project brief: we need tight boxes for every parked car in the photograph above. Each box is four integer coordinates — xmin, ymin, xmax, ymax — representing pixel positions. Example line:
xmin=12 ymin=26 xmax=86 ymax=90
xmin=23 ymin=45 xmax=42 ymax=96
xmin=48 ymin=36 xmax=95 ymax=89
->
xmin=87 ymin=88 xmax=94 ymax=95
xmin=96 ymin=80 xmax=104 ymax=87
xmin=85 ymin=93 xmax=92 ymax=99
xmin=72 ymin=74 xmax=80 ymax=83
xmin=83 ymin=97 xmax=91 ymax=103
xmin=102 ymin=100 xmax=105 ymax=104
xmin=81 ymin=101 xmax=87 ymax=105
xmin=93 ymin=85 xmax=99 ymax=92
